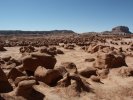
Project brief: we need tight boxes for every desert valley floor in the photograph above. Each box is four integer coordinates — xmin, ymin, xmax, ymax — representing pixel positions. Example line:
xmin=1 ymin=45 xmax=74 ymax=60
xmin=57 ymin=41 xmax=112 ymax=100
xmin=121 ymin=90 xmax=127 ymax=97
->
xmin=1 ymin=34 xmax=133 ymax=100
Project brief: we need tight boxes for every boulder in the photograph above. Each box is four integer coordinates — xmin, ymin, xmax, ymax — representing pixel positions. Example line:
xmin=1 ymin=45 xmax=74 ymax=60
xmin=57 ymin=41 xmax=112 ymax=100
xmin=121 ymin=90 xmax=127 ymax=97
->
xmin=0 ymin=67 xmax=13 ymax=93
xmin=1 ymin=56 xmax=11 ymax=62
xmin=39 ymin=46 xmax=57 ymax=56
xmin=49 ymin=46 xmax=56 ymax=51
xmin=58 ymin=72 xmax=91 ymax=94
xmin=19 ymin=45 xmax=35 ymax=53
xmin=0 ymin=59 xmax=5 ymax=64
xmin=14 ymin=76 xmax=35 ymax=87
xmin=64 ymin=44 xmax=75 ymax=49
xmin=22 ymin=53 xmax=57 ymax=73
xmin=85 ymin=58 xmax=95 ymax=62
xmin=0 ymin=45 xmax=7 ymax=51
xmin=93 ymin=52 xmax=127 ymax=69
xmin=61 ymin=62 xmax=77 ymax=74
xmin=57 ymin=73 xmax=71 ymax=87
xmin=118 ymin=66 xmax=133 ymax=76
xmin=15 ymin=80 xmax=45 ymax=100
xmin=90 ymin=75 xmax=101 ymax=83
xmin=79 ymin=67 xmax=97 ymax=78
xmin=56 ymin=49 xmax=64 ymax=54
xmin=87 ymin=45 xmax=109 ymax=53
xmin=34 ymin=66 xmax=64 ymax=86
xmin=39 ymin=46 xmax=48 ymax=53
xmin=96 ymin=69 xmax=109 ymax=79
xmin=69 ymin=73 xmax=90 ymax=93
xmin=7 ymin=68 xmax=25 ymax=81
xmin=8 ymin=58 xmax=22 ymax=66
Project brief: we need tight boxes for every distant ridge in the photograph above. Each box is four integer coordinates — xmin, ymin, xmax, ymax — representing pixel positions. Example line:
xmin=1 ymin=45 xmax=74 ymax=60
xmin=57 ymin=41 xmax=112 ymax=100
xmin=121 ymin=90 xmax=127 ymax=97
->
xmin=0 ymin=26 xmax=132 ymax=36
xmin=0 ymin=30 xmax=76 ymax=36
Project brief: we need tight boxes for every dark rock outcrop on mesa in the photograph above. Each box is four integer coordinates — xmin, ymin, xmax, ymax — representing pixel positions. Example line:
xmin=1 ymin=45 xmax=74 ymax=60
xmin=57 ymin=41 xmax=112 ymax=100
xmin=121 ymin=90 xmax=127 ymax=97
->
xmin=82 ymin=26 xmax=132 ymax=35
xmin=112 ymin=26 xmax=131 ymax=33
